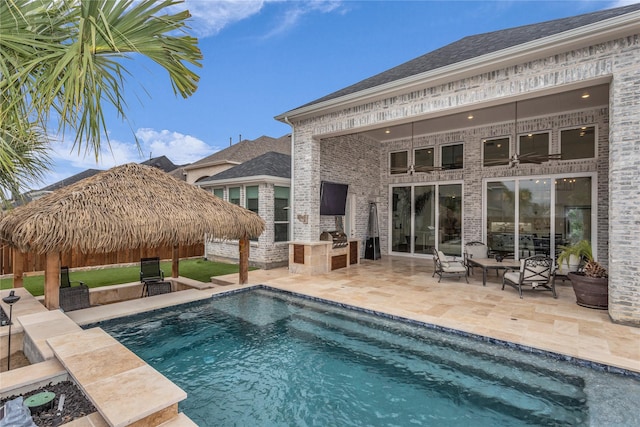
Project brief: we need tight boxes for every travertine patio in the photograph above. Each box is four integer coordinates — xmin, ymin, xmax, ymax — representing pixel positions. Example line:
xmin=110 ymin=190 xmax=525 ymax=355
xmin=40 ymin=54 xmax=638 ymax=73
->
xmin=1 ymin=255 xmax=638 ymax=426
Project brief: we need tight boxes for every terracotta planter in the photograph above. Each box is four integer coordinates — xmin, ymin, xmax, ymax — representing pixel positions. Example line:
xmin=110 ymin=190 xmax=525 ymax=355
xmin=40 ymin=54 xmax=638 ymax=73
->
xmin=567 ymin=272 xmax=608 ymax=310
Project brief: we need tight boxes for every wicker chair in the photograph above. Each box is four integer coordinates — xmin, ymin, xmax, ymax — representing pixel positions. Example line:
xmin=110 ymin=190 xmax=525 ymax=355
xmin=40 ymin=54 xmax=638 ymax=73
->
xmin=502 ymin=255 xmax=556 ymax=298
xmin=146 ymin=281 xmax=172 ymax=297
xmin=432 ymin=248 xmax=468 ymax=283
xmin=59 ymin=284 xmax=90 ymax=312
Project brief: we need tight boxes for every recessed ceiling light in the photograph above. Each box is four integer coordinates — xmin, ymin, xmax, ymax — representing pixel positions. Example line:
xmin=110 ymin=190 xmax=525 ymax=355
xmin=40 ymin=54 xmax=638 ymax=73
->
xmin=384 ymin=129 xmax=391 ymax=134
xmin=581 ymin=92 xmax=590 ymax=99
xmin=467 ymin=114 xmax=474 ymax=120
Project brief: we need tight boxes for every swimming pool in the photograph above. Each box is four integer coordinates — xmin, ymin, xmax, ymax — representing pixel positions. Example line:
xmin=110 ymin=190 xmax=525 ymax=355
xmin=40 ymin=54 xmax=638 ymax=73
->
xmin=96 ymin=288 xmax=640 ymax=426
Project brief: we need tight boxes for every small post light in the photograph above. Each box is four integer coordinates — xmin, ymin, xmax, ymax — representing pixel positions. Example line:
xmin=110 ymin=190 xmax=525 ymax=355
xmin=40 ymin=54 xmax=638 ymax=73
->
xmin=2 ymin=290 xmax=21 ymax=371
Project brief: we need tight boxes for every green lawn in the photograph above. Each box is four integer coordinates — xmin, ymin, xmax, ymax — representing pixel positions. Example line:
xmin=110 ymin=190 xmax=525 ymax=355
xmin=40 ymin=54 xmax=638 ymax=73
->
xmin=0 ymin=259 xmax=253 ymax=296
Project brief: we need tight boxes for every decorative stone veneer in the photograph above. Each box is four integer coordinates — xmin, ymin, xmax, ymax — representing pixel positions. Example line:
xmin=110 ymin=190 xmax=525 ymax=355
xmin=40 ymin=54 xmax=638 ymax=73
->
xmin=288 ymin=34 xmax=640 ymax=324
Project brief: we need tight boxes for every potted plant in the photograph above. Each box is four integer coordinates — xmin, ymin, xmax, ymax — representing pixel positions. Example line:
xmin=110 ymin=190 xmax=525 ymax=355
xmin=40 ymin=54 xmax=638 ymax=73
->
xmin=557 ymin=240 xmax=608 ymax=309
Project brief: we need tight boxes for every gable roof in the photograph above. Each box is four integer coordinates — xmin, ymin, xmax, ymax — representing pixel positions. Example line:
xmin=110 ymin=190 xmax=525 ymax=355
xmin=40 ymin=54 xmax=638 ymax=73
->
xmin=140 ymin=155 xmax=179 ymax=173
xmin=199 ymin=152 xmax=291 ymax=183
xmin=284 ymin=3 xmax=640 ymax=113
xmin=41 ymin=169 xmax=103 ymax=192
xmin=185 ymin=134 xmax=291 ymax=169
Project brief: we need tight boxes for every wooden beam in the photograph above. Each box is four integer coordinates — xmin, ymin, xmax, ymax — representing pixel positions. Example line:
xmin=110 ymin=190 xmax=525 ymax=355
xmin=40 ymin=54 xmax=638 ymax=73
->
xmin=239 ymin=235 xmax=249 ymax=284
xmin=172 ymin=245 xmax=179 ymax=278
xmin=12 ymin=248 xmax=24 ymax=288
xmin=44 ymin=252 xmax=60 ymax=310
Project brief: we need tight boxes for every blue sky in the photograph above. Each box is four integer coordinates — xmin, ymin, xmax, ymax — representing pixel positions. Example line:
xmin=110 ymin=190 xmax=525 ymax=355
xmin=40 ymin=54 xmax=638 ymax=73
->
xmin=40 ymin=0 xmax=636 ymax=188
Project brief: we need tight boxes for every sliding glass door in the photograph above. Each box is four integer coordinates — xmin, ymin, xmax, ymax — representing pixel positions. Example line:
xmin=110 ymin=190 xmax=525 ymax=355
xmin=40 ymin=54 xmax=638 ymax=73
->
xmin=485 ymin=175 xmax=594 ymax=259
xmin=390 ymin=183 xmax=461 ymax=255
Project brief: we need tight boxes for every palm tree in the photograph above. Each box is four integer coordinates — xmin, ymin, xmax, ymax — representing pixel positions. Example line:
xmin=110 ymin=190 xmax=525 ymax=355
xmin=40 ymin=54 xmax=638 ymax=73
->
xmin=0 ymin=0 xmax=202 ymax=201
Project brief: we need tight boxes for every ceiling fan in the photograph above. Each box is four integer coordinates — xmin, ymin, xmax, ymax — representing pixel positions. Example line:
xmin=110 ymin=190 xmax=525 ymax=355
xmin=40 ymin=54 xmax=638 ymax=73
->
xmin=508 ymin=152 xmax=562 ymax=167
xmin=390 ymin=123 xmax=443 ymax=175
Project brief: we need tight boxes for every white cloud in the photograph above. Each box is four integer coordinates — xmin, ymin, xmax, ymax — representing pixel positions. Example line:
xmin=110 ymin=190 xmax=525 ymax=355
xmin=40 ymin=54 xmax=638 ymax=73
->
xmin=48 ymin=129 xmax=218 ymax=171
xmin=135 ymin=128 xmax=219 ymax=165
xmin=180 ymin=0 xmax=345 ymax=38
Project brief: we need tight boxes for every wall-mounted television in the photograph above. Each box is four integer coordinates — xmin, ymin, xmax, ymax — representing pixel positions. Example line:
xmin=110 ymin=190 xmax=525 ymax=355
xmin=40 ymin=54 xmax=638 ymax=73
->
xmin=320 ymin=181 xmax=348 ymax=216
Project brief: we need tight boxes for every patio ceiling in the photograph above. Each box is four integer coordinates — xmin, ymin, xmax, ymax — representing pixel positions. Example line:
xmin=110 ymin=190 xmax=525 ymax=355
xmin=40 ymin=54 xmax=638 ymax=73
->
xmin=359 ymin=83 xmax=609 ymax=142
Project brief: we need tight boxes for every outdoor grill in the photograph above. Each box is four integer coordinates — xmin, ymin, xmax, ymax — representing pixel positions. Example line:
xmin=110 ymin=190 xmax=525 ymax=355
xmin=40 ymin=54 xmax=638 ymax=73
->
xmin=320 ymin=230 xmax=348 ymax=248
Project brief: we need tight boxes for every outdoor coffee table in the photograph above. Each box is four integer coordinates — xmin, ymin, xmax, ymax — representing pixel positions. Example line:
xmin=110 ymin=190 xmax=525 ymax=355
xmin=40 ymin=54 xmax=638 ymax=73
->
xmin=467 ymin=257 xmax=520 ymax=286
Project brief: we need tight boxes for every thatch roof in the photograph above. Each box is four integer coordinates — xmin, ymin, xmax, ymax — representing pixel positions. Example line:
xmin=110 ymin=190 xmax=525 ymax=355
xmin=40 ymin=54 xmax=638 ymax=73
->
xmin=0 ymin=163 xmax=265 ymax=254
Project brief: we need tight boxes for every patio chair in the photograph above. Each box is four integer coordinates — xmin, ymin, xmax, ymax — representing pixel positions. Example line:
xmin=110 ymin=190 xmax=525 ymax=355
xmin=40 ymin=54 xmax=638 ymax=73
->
xmin=432 ymin=248 xmax=468 ymax=283
xmin=140 ymin=257 xmax=164 ymax=297
xmin=463 ymin=241 xmax=489 ymax=276
xmin=59 ymin=283 xmax=91 ymax=312
xmin=502 ymin=255 xmax=556 ymax=298
xmin=146 ymin=281 xmax=172 ymax=297
xmin=60 ymin=266 xmax=84 ymax=288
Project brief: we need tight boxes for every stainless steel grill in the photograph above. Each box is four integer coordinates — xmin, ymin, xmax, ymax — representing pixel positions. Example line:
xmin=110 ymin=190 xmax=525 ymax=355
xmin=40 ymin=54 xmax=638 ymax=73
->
xmin=320 ymin=230 xmax=348 ymax=248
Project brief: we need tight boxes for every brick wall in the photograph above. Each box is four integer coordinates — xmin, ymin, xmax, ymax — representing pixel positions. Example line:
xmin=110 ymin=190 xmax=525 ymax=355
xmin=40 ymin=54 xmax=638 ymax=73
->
xmin=288 ymin=33 xmax=640 ymax=324
xmin=205 ymin=182 xmax=289 ymax=269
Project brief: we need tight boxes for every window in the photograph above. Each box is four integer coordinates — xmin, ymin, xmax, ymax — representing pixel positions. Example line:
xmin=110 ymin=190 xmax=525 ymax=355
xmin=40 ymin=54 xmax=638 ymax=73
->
xmin=441 ymin=143 xmax=463 ymax=170
xmin=246 ymin=186 xmax=259 ymax=214
xmin=213 ymin=188 xmax=224 ymax=198
xmin=485 ymin=175 xmax=594 ymax=259
xmin=229 ymin=187 xmax=240 ymax=205
xmin=274 ymin=186 xmax=290 ymax=242
xmin=414 ymin=147 xmax=434 ymax=171
xmin=483 ymin=137 xmax=510 ymax=167
xmin=519 ymin=132 xmax=550 ymax=164
xmin=560 ymin=126 xmax=595 ymax=160
xmin=390 ymin=150 xmax=408 ymax=174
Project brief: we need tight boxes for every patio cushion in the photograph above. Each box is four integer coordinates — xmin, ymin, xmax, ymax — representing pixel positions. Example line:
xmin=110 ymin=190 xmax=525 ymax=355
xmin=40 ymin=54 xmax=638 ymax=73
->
xmin=465 ymin=245 xmax=488 ymax=259
xmin=442 ymin=263 xmax=466 ymax=273
xmin=504 ymin=271 xmax=521 ymax=284
xmin=437 ymin=251 xmax=450 ymax=267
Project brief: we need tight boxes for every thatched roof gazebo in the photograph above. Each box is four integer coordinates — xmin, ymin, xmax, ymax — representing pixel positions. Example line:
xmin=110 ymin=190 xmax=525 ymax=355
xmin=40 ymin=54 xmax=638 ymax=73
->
xmin=0 ymin=163 xmax=265 ymax=309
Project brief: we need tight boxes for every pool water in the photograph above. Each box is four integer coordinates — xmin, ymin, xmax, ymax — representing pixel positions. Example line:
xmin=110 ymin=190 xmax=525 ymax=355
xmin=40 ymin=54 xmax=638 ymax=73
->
xmin=97 ymin=288 xmax=640 ymax=426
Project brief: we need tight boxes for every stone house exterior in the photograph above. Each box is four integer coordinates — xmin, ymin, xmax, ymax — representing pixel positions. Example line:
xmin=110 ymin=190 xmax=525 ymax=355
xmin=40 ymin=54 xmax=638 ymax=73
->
xmin=276 ymin=4 xmax=640 ymax=326
xmin=197 ymin=151 xmax=291 ymax=269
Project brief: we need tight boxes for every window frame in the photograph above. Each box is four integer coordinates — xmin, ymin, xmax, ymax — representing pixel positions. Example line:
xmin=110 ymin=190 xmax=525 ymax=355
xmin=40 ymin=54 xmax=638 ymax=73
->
xmin=274 ymin=186 xmax=290 ymax=243
xmin=559 ymin=125 xmax=597 ymax=160
xmin=518 ymin=131 xmax=551 ymax=164
xmin=482 ymin=136 xmax=511 ymax=168
xmin=389 ymin=150 xmax=409 ymax=175
xmin=440 ymin=142 xmax=464 ymax=170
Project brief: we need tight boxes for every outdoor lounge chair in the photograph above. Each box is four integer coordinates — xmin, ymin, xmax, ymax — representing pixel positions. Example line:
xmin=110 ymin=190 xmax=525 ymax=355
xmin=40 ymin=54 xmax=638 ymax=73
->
xmin=463 ymin=241 xmax=489 ymax=276
xmin=140 ymin=257 xmax=165 ymax=296
xmin=432 ymin=248 xmax=468 ymax=283
xmin=60 ymin=266 xmax=85 ymax=288
xmin=59 ymin=283 xmax=90 ymax=312
xmin=502 ymin=255 xmax=556 ymax=298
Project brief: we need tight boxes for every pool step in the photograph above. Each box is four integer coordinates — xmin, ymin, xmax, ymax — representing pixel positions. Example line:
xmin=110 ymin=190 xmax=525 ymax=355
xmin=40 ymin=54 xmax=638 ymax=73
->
xmin=288 ymin=313 xmax=586 ymax=426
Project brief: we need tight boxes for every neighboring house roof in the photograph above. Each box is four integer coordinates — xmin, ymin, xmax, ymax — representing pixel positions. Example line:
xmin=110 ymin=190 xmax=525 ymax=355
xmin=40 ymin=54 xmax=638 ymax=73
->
xmin=185 ymin=134 xmax=291 ymax=170
xmin=288 ymin=3 xmax=640 ymax=111
xmin=140 ymin=155 xmax=179 ymax=173
xmin=41 ymin=169 xmax=103 ymax=192
xmin=199 ymin=152 xmax=291 ymax=183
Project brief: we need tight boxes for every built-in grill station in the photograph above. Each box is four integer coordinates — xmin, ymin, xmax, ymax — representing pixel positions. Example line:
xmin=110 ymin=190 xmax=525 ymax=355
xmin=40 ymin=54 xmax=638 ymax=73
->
xmin=320 ymin=230 xmax=348 ymax=248
xmin=290 ymin=229 xmax=359 ymax=274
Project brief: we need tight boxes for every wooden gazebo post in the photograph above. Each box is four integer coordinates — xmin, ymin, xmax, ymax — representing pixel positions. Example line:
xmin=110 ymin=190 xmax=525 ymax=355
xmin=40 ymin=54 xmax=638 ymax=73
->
xmin=12 ymin=248 xmax=24 ymax=288
xmin=44 ymin=251 xmax=60 ymax=310
xmin=172 ymin=244 xmax=179 ymax=278
xmin=239 ymin=234 xmax=249 ymax=285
